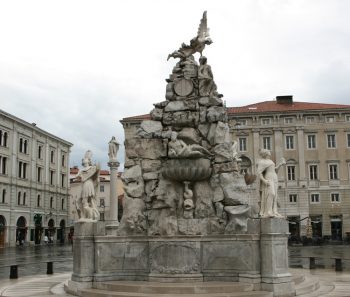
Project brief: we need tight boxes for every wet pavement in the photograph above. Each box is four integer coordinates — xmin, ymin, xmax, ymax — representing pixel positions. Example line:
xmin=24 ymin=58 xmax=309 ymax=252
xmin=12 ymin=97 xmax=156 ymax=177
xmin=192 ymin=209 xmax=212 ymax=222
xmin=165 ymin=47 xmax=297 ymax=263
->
xmin=289 ymin=244 xmax=350 ymax=270
xmin=0 ymin=244 xmax=73 ymax=280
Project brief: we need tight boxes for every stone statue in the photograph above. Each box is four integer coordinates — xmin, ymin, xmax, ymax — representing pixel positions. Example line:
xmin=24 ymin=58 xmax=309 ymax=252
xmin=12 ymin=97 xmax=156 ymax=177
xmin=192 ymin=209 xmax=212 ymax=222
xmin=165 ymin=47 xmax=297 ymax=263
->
xmin=231 ymin=140 xmax=241 ymax=162
xmin=76 ymin=150 xmax=100 ymax=221
xmin=167 ymin=11 xmax=212 ymax=61
xmin=108 ymin=136 xmax=119 ymax=161
xmin=168 ymin=131 xmax=212 ymax=158
xmin=198 ymin=56 xmax=221 ymax=98
xmin=256 ymin=149 xmax=286 ymax=218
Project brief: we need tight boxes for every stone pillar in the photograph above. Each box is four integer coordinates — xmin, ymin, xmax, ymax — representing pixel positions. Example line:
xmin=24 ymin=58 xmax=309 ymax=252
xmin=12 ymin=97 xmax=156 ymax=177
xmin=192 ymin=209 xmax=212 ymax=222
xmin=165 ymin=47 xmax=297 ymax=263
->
xmin=260 ymin=218 xmax=295 ymax=297
xmin=106 ymin=160 xmax=120 ymax=235
xmin=67 ymin=221 xmax=98 ymax=295
xmin=70 ymin=221 xmax=95 ymax=284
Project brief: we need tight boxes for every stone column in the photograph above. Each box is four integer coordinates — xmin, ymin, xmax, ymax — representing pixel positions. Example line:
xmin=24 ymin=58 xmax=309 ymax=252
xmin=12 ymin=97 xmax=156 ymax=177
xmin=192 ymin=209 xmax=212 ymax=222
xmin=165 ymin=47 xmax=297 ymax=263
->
xmin=260 ymin=218 xmax=295 ymax=297
xmin=105 ymin=136 xmax=120 ymax=235
xmin=106 ymin=160 xmax=120 ymax=233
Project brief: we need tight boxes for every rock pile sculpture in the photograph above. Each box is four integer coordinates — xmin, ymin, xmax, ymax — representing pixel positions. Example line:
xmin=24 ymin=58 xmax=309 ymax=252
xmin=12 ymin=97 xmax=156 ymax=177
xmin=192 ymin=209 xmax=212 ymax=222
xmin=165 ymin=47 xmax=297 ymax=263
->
xmin=119 ymin=11 xmax=252 ymax=236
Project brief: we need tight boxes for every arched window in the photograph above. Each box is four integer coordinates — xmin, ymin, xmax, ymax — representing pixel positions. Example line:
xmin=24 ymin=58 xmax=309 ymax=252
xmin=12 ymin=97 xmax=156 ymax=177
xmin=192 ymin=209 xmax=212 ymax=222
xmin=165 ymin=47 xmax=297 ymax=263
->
xmin=38 ymin=145 xmax=42 ymax=159
xmin=50 ymin=196 xmax=54 ymax=208
xmin=37 ymin=194 xmax=41 ymax=207
xmin=19 ymin=138 xmax=23 ymax=153
xmin=0 ymin=130 xmax=2 ymax=146
xmin=61 ymin=154 xmax=65 ymax=167
xmin=23 ymin=192 xmax=26 ymax=205
xmin=23 ymin=140 xmax=28 ymax=154
xmin=61 ymin=198 xmax=64 ymax=210
xmin=50 ymin=150 xmax=54 ymax=163
xmin=17 ymin=192 xmax=21 ymax=205
xmin=3 ymin=132 xmax=7 ymax=147
xmin=2 ymin=189 xmax=5 ymax=203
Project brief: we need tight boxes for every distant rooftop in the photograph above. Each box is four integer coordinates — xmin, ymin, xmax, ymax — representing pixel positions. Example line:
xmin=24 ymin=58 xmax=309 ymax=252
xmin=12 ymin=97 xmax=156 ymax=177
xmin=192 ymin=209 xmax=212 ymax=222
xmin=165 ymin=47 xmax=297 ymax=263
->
xmin=121 ymin=97 xmax=350 ymax=122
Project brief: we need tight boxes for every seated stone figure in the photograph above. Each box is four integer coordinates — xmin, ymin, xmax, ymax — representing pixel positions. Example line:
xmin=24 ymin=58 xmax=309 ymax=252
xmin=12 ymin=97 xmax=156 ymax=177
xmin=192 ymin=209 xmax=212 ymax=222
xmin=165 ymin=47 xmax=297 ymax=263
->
xmin=168 ymin=131 xmax=212 ymax=158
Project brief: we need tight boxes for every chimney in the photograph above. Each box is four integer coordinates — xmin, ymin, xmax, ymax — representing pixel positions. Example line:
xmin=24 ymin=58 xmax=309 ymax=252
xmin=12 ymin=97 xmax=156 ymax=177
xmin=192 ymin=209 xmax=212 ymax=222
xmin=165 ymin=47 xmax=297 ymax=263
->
xmin=276 ymin=95 xmax=293 ymax=104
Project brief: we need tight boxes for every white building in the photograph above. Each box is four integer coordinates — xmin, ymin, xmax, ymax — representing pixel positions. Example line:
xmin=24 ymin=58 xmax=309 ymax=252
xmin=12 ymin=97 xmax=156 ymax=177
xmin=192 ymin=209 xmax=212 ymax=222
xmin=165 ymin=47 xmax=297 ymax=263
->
xmin=0 ymin=109 xmax=72 ymax=247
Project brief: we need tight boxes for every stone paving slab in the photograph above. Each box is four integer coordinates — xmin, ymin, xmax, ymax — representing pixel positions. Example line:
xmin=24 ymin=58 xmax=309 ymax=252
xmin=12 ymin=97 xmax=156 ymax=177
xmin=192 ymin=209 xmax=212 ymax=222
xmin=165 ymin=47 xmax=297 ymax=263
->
xmin=1 ymin=269 xmax=350 ymax=297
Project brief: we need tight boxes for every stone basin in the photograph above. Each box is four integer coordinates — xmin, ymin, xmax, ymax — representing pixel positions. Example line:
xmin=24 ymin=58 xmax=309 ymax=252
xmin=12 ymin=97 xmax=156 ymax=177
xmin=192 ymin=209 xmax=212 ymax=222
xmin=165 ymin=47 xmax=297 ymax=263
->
xmin=162 ymin=158 xmax=212 ymax=182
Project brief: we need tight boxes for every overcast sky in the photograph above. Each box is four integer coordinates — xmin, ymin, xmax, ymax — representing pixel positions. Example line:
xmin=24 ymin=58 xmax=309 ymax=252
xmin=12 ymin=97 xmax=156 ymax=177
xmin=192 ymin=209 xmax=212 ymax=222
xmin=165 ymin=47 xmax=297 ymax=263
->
xmin=1 ymin=0 xmax=349 ymax=170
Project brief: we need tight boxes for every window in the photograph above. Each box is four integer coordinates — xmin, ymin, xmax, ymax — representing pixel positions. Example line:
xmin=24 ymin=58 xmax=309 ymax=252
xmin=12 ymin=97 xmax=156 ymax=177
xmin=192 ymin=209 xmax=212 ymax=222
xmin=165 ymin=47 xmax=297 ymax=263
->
xmin=17 ymin=192 xmax=21 ymax=205
xmin=284 ymin=117 xmax=293 ymax=124
xmin=306 ymin=116 xmax=315 ymax=123
xmin=37 ymin=194 xmax=41 ymax=207
xmin=50 ymin=150 xmax=55 ymax=163
xmin=289 ymin=194 xmax=297 ymax=203
xmin=329 ymin=164 xmax=338 ymax=180
xmin=19 ymin=138 xmax=28 ymax=154
xmin=347 ymin=134 xmax=350 ymax=148
xmin=0 ymin=156 xmax=7 ymax=174
xmin=238 ymin=119 xmax=247 ymax=126
xmin=0 ymin=130 xmax=8 ymax=147
xmin=23 ymin=192 xmax=26 ymax=205
xmin=307 ymin=135 xmax=316 ymax=149
xmin=2 ymin=189 xmax=6 ymax=203
xmin=18 ymin=161 xmax=28 ymax=179
xmin=50 ymin=196 xmax=54 ymax=208
xmin=327 ymin=134 xmax=336 ymax=148
xmin=309 ymin=165 xmax=318 ymax=180
xmin=287 ymin=166 xmax=296 ymax=181
xmin=346 ymin=115 xmax=350 ymax=122
xmin=100 ymin=198 xmax=105 ymax=207
xmin=310 ymin=193 xmax=320 ymax=203
xmin=331 ymin=193 xmax=340 ymax=203
xmin=285 ymin=135 xmax=294 ymax=149
xmin=50 ymin=170 xmax=55 ymax=185
xmin=37 ymin=167 xmax=42 ymax=183
xmin=100 ymin=185 xmax=105 ymax=192
xmin=262 ymin=118 xmax=271 ymax=125
xmin=326 ymin=116 xmax=335 ymax=123
xmin=263 ymin=137 xmax=271 ymax=150
xmin=239 ymin=138 xmax=247 ymax=151
xmin=61 ymin=174 xmax=65 ymax=188
xmin=37 ymin=145 xmax=43 ymax=159
xmin=61 ymin=198 xmax=65 ymax=210
xmin=61 ymin=154 xmax=65 ymax=167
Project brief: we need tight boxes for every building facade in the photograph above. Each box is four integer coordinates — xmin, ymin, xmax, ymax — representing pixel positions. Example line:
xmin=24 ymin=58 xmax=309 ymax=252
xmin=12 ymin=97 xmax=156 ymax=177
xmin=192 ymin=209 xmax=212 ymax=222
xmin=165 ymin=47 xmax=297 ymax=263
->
xmin=69 ymin=167 xmax=124 ymax=224
xmin=0 ymin=109 xmax=72 ymax=247
xmin=121 ymin=96 xmax=350 ymax=241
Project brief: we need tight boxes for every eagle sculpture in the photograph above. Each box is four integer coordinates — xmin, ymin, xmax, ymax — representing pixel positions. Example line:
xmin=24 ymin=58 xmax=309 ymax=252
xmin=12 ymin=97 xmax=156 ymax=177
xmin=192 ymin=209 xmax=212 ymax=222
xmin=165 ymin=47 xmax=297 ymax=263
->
xmin=167 ymin=11 xmax=213 ymax=61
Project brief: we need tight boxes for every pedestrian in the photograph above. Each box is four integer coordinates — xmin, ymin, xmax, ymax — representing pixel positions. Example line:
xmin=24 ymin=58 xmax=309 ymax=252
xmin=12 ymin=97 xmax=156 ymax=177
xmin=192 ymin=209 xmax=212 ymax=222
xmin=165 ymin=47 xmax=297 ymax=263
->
xmin=44 ymin=235 xmax=49 ymax=244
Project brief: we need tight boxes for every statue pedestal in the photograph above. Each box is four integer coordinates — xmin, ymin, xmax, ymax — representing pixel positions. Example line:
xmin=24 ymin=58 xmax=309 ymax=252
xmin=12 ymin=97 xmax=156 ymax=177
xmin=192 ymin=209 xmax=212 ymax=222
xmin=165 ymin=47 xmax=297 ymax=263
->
xmin=260 ymin=218 xmax=295 ymax=297
xmin=71 ymin=221 xmax=96 ymax=284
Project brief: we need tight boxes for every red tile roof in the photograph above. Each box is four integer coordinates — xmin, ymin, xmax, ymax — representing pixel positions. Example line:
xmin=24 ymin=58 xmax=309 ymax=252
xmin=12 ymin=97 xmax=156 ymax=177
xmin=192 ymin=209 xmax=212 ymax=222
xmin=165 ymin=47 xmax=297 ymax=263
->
xmin=228 ymin=101 xmax=350 ymax=114
xmin=121 ymin=100 xmax=350 ymax=122
xmin=122 ymin=114 xmax=151 ymax=121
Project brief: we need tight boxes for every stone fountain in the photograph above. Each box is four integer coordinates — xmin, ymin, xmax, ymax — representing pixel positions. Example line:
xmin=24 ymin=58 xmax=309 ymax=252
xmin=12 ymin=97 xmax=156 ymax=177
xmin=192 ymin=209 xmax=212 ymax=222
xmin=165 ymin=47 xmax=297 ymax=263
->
xmin=67 ymin=11 xmax=295 ymax=297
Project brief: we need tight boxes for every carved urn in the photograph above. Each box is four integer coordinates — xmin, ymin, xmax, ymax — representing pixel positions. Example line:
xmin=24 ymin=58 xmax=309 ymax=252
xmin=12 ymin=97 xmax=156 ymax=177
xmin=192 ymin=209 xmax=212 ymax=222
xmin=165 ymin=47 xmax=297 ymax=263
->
xmin=162 ymin=158 xmax=212 ymax=182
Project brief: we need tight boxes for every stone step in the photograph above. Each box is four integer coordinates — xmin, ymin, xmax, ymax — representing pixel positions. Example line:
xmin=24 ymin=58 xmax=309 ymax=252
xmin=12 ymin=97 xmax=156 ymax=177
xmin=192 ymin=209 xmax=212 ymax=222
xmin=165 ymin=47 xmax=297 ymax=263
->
xmin=295 ymin=280 xmax=334 ymax=297
xmin=93 ymin=281 xmax=254 ymax=294
xmin=81 ymin=288 xmax=273 ymax=297
xmin=295 ymin=276 xmax=321 ymax=296
xmin=293 ymin=274 xmax=306 ymax=285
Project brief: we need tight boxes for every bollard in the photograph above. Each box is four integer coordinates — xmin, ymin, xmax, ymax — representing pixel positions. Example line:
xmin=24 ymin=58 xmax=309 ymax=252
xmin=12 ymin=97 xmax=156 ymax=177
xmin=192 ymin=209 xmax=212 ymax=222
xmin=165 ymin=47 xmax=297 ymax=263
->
xmin=47 ymin=261 xmax=53 ymax=274
xmin=309 ymin=257 xmax=316 ymax=269
xmin=335 ymin=258 xmax=342 ymax=272
xmin=10 ymin=265 xmax=18 ymax=279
